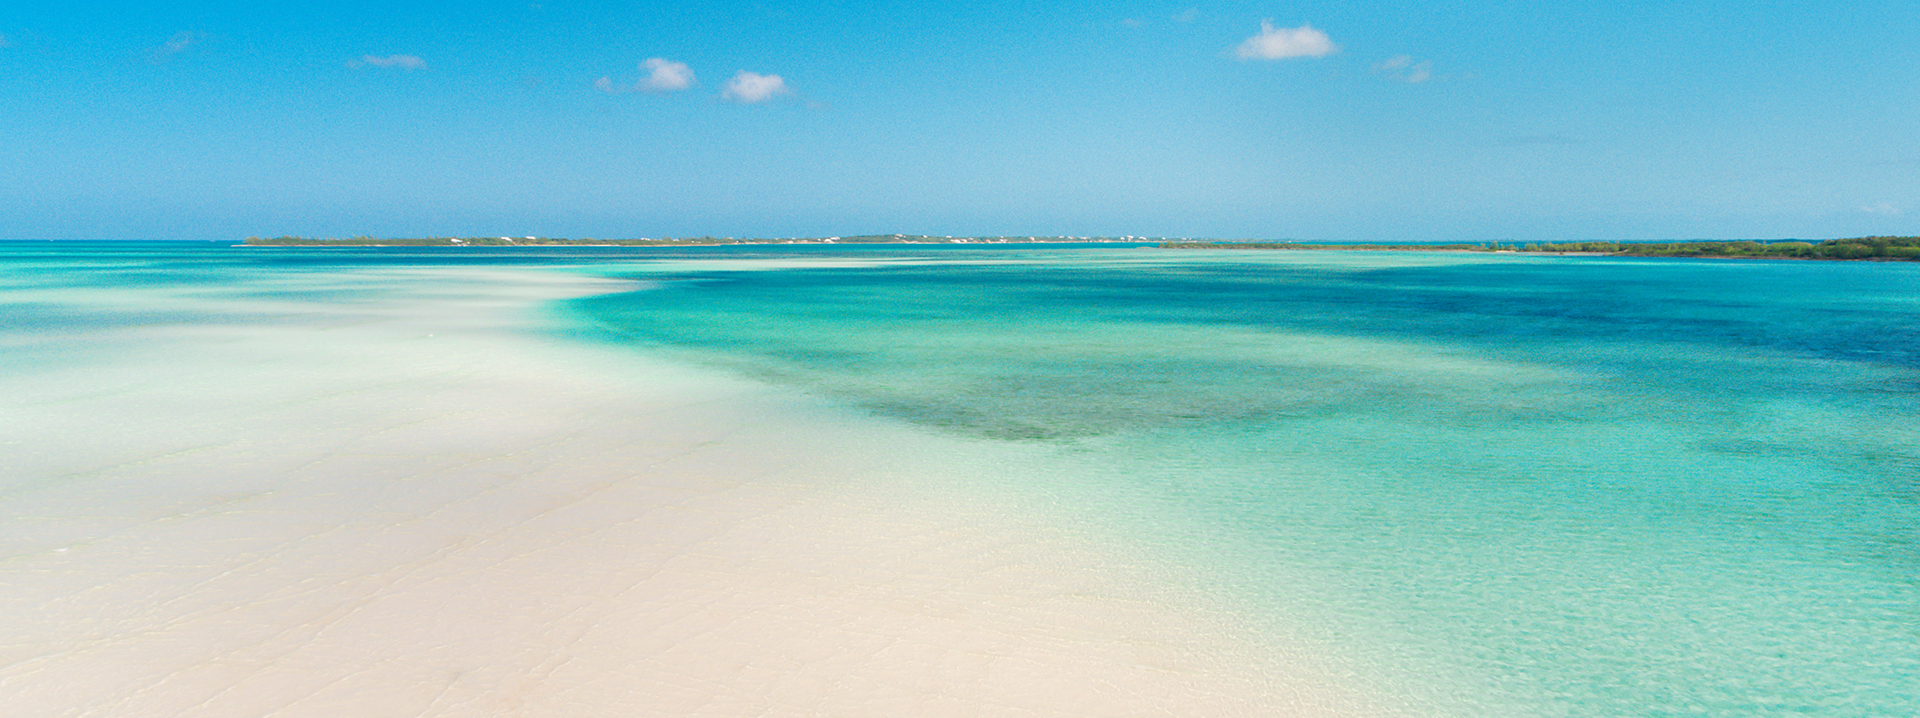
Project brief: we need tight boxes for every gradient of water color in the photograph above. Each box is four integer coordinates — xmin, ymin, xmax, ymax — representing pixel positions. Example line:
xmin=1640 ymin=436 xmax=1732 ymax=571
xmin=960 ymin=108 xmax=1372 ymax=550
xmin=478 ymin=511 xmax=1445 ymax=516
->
xmin=5 ymin=241 xmax=1916 ymax=716
xmin=565 ymin=246 xmax=1920 ymax=716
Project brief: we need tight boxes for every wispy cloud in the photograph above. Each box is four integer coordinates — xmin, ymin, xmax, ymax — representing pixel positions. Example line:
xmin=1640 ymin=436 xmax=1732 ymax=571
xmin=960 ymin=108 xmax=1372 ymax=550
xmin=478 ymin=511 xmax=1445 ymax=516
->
xmin=149 ymin=31 xmax=204 ymax=62
xmin=1501 ymin=134 xmax=1581 ymax=147
xmin=719 ymin=70 xmax=791 ymax=103
xmin=1374 ymin=55 xmax=1433 ymax=83
xmin=1121 ymin=9 xmax=1195 ymax=29
xmin=348 ymin=54 xmax=426 ymax=70
xmin=162 ymin=31 xmax=197 ymax=54
xmin=1861 ymin=203 xmax=1902 ymax=215
xmin=1234 ymin=21 xmax=1335 ymax=60
xmin=0 ymin=33 xmax=11 ymax=49
xmin=639 ymin=58 xmax=694 ymax=92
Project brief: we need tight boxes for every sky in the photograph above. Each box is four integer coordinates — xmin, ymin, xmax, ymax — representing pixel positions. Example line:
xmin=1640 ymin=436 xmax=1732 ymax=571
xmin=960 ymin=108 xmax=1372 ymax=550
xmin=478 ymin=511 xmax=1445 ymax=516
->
xmin=2 ymin=1 xmax=1917 ymax=241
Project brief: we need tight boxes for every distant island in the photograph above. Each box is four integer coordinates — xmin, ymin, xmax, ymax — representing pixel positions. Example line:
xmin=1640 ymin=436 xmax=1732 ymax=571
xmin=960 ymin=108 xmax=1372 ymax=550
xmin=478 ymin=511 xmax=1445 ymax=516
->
xmin=241 ymin=234 xmax=1920 ymax=260
xmin=241 ymin=234 xmax=1159 ymax=247
xmin=1161 ymin=237 xmax=1920 ymax=260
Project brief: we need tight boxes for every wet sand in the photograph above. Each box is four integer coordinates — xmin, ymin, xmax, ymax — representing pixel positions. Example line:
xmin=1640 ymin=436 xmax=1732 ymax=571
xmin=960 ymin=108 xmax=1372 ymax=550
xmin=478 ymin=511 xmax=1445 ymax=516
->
xmin=0 ymin=265 xmax=1365 ymax=716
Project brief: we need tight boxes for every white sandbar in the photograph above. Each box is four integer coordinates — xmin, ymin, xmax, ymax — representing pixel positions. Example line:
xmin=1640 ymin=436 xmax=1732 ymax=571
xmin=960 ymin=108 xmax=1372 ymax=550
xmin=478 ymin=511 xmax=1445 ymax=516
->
xmin=0 ymin=265 xmax=1371 ymax=716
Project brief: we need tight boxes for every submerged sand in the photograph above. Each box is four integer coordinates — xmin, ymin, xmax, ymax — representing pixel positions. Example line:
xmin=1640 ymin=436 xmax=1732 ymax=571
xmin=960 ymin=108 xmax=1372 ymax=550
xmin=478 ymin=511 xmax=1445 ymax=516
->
xmin=0 ymin=264 xmax=1369 ymax=716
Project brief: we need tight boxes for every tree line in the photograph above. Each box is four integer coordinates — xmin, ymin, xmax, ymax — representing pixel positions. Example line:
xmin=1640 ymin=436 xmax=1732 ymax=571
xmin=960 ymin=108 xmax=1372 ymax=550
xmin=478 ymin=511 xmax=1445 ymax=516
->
xmin=1159 ymin=237 xmax=1920 ymax=260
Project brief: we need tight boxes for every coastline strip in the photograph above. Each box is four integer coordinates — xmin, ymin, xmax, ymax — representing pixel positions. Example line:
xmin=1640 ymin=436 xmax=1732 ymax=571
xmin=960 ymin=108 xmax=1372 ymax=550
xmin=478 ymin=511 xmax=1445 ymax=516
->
xmin=0 ymin=262 xmax=1371 ymax=717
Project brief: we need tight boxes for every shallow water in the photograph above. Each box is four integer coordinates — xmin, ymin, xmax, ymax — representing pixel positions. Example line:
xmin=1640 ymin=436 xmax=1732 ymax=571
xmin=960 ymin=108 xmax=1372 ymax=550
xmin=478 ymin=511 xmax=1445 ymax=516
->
xmin=4 ymin=241 xmax=1917 ymax=716
xmin=564 ymin=246 xmax=1920 ymax=716
xmin=0 ymin=241 xmax=1351 ymax=717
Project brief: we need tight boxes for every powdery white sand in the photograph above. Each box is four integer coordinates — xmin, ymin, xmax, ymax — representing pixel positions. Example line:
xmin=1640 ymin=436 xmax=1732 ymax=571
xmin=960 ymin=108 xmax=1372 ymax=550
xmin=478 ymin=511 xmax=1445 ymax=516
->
xmin=0 ymin=265 xmax=1373 ymax=717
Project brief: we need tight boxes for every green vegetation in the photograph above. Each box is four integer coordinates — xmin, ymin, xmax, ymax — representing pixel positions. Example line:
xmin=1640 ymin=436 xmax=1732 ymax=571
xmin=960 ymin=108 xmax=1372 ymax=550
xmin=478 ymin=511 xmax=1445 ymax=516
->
xmin=1160 ymin=236 xmax=1920 ymax=260
xmin=242 ymin=234 xmax=1154 ymax=247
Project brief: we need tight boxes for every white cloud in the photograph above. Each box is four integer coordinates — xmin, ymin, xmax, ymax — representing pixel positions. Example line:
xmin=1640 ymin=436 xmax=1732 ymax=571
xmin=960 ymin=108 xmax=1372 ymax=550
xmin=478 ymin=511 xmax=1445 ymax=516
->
xmin=1234 ymin=20 xmax=1336 ymax=60
xmin=349 ymin=54 xmax=426 ymax=70
xmin=1374 ymin=55 xmax=1433 ymax=83
xmin=639 ymin=58 xmax=694 ymax=92
xmin=1174 ymin=8 xmax=1198 ymax=23
xmin=0 ymin=34 xmax=11 ymax=48
xmin=596 ymin=58 xmax=696 ymax=94
xmin=719 ymin=70 xmax=791 ymax=103
xmin=1861 ymin=203 xmax=1902 ymax=215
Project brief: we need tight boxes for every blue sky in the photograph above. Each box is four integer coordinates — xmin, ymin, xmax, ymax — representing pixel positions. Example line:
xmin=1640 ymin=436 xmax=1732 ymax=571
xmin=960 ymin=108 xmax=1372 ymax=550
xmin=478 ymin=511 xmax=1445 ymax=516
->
xmin=2 ymin=1 xmax=1916 ymax=240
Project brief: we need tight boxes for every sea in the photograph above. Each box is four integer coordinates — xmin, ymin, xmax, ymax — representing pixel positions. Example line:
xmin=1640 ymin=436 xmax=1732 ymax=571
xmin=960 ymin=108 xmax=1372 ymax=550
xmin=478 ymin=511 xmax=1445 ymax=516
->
xmin=4 ymin=240 xmax=1917 ymax=716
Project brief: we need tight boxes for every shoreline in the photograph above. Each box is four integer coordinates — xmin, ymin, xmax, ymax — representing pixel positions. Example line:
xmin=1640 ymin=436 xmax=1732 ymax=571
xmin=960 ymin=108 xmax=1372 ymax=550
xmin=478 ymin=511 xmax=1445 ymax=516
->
xmin=238 ymin=235 xmax=1166 ymax=248
xmin=0 ymin=258 xmax=1371 ymax=716
xmin=1158 ymin=237 xmax=1920 ymax=261
xmin=227 ymin=235 xmax=1920 ymax=262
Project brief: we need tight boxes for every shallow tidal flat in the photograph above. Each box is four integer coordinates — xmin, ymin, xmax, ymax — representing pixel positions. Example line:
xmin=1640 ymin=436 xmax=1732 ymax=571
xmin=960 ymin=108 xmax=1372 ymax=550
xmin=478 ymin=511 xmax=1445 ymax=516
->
xmin=4 ymin=242 xmax=1919 ymax=717
xmin=0 ymin=248 xmax=1352 ymax=716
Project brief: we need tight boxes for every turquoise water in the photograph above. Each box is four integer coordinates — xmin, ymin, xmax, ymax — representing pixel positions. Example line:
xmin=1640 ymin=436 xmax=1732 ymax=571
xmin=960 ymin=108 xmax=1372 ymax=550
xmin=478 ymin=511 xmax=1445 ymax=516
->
xmin=7 ymin=241 xmax=1918 ymax=715
xmin=563 ymin=247 xmax=1920 ymax=716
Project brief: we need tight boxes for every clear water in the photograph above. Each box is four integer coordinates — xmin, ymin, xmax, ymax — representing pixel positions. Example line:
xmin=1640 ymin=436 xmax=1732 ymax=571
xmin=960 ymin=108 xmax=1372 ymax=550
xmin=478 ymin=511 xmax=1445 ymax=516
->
xmin=7 ymin=241 xmax=1917 ymax=716
xmin=563 ymin=247 xmax=1920 ymax=716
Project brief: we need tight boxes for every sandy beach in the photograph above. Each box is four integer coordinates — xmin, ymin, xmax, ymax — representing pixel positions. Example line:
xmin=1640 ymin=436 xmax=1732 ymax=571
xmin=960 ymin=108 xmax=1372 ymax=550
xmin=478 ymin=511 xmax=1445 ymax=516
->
xmin=0 ymin=262 xmax=1363 ymax=716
